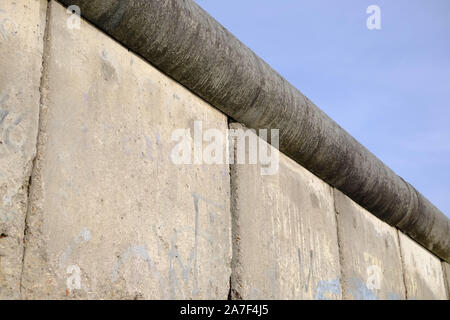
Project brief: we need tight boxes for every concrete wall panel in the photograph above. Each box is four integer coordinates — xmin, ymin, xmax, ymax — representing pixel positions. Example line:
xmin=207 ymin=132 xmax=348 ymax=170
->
xmin=230 ymin=124 xmax=341 ymax=300
xmin=21 ymin=2 xmax=231 ymax=299
xmin=399 ymin=232 xmax=447 ymax=299
xmin=443 ymin=263 xmax=450 ymax=299
xmin=1 ymin=0 xmax=447 ymax=301
xmin=0 ymin=0 xmax=46 ymax=299
xmin=335 ymin=189 xmax=406 ymax=300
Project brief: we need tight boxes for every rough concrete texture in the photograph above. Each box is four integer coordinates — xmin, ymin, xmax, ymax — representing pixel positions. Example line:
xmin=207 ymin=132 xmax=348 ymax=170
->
xmin=398 ymin=232 xmax=447 ymax=299
xmin=335 ymin=189 xmax=406 ymax=300
xmin=57 ymin=0 xmax=450 ymax=263
xmin=21 ymin=1 xmax=231 ymax=299
xmin=443 ymin=263 xmax=450 ymax=299
xmin=0 ymin=0 xmax=46 ymax=299
xmin=230 ymin=124 xmax=341 ymax=300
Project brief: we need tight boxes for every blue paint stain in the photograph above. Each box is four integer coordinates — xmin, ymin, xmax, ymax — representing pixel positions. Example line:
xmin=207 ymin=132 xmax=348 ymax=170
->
xmin=388 ymin=292 xmax=401 ymax=300
xmin=0 ymin=108 xmax=8 ymax=124
xmin=315 ymin=279 xmax=342 ymax=300
xmin=297 ymin=248 xmax=314 ymax=291
xmin=349 ymin=277 xmax=378 ymax=300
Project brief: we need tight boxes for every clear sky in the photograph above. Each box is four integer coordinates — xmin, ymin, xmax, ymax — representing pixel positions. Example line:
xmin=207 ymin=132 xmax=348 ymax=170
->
xmin=195 ymin=0 xmax=450 ymax=217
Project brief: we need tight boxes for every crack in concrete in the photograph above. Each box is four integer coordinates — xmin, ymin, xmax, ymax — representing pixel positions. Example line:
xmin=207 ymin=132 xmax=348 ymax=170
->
xmin=441 ymin=262 xmax=450 ymax=300
xmin=228 ymin=118 xmax=241 ymax=300
xmin=332 ymin=188 xmax=346 ymax=300
xmin=19 ymin=0 xmax=52 ymax=299
xmin=396 ymin=229 xmax=409 ymax=300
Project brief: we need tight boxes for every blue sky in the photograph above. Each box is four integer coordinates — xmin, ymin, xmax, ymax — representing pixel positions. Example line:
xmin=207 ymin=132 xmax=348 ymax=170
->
xmin=195 ymin=0 xmax=450 ymax=217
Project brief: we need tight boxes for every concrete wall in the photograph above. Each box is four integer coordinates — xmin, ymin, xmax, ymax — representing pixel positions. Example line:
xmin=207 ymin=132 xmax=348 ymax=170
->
xmin=230 ymin=123 xmax=342 ymax=300
xmin=0 ymin=0 xmax=46 ymax=299
xmin=230 ymin=126 xmax=448 ymax=300
xmin=5 ymin=1 xmax=231 ymax=300
xmin=0 ymin=0 xmax=449 ymax=300
xmin=335 ymin=189 xmax=406 ymax=300
xmin=398 ymin=233 xmax=447 ymax=299
xmin=443 ymin=263 xmax=450 ymax=297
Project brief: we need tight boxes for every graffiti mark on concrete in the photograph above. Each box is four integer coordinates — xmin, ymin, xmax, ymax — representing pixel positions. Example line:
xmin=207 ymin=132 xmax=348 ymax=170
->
xmin=112 ymin=192 xmax=225 ymax=299
xmin=4 ymin=115 xmax=22 ymax=146
xmin=112 ymin=244 xmax=167 ymax=299
xmin=167 ymin=193 xmax=202 ymax=298
xmin=0 ymin=106 xmax=24 ymax=156
xmin=297 ymin=248 xmax=314 ymax=292
xmin=2 ymin=195 xmax=12 ymax=206
xmin=192 ymin=192 xmax=225 ymax=211
xmin=388 ymin=292 xmax=401 ymax=300
xmin=0 ymin=109 xmax=9 ymax=125
xmin=315 ymin=278 xmax=342 ymax=300
xmin=0 ymin=9 xmax=18 ymax=40
xmin=0 ymin=17 xmax=17 ymax=40
xmin=305 ymin=250 xmax=313 ymax=291
xmin=349 ymin=277 xmax=378 ymax=300
xmin=59 ymin=228 xmax=91 ymax=268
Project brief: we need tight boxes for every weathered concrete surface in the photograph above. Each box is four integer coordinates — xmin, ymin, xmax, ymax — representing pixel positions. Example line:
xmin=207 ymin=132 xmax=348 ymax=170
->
xmin=398 ymin=232 xmax=447 ymax=299
xmin=0 ymin=0 xmax=46 ymax=299
xmin=230 ymin=124 xmax=341 ymax=300
xmin=57 ymin=0 xmax=450 ymax=263
xmin=21 ymin=1 xmax=231 ymax=299
xmin=443 ymin=263 xmax=450 ymax=299
xmin=335 ymin=190 xmax=406 ymax=300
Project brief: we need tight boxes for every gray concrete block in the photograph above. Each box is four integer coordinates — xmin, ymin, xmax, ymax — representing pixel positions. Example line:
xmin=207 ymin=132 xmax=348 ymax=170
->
xmin=230 ymin=124 xmax=342 ymax=299
xmin=334 ymin=189 xmax=406 ymax=300
xmin=443 ymin=263 xmax=450 ymax=299
xmin=0 ymin=0 xmax=46 ymax=299
xmin=398 ymin=232 xmax=447 ymax=299
xmin=21 ymin=1 xmax=231 ymax=299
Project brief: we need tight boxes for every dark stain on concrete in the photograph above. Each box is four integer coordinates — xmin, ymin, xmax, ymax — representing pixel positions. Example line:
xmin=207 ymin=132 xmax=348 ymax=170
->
xmin=101 ymin=59 xmax=117 ymax=81
xmin=309 ymin=193 xmax=319 ymax=209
